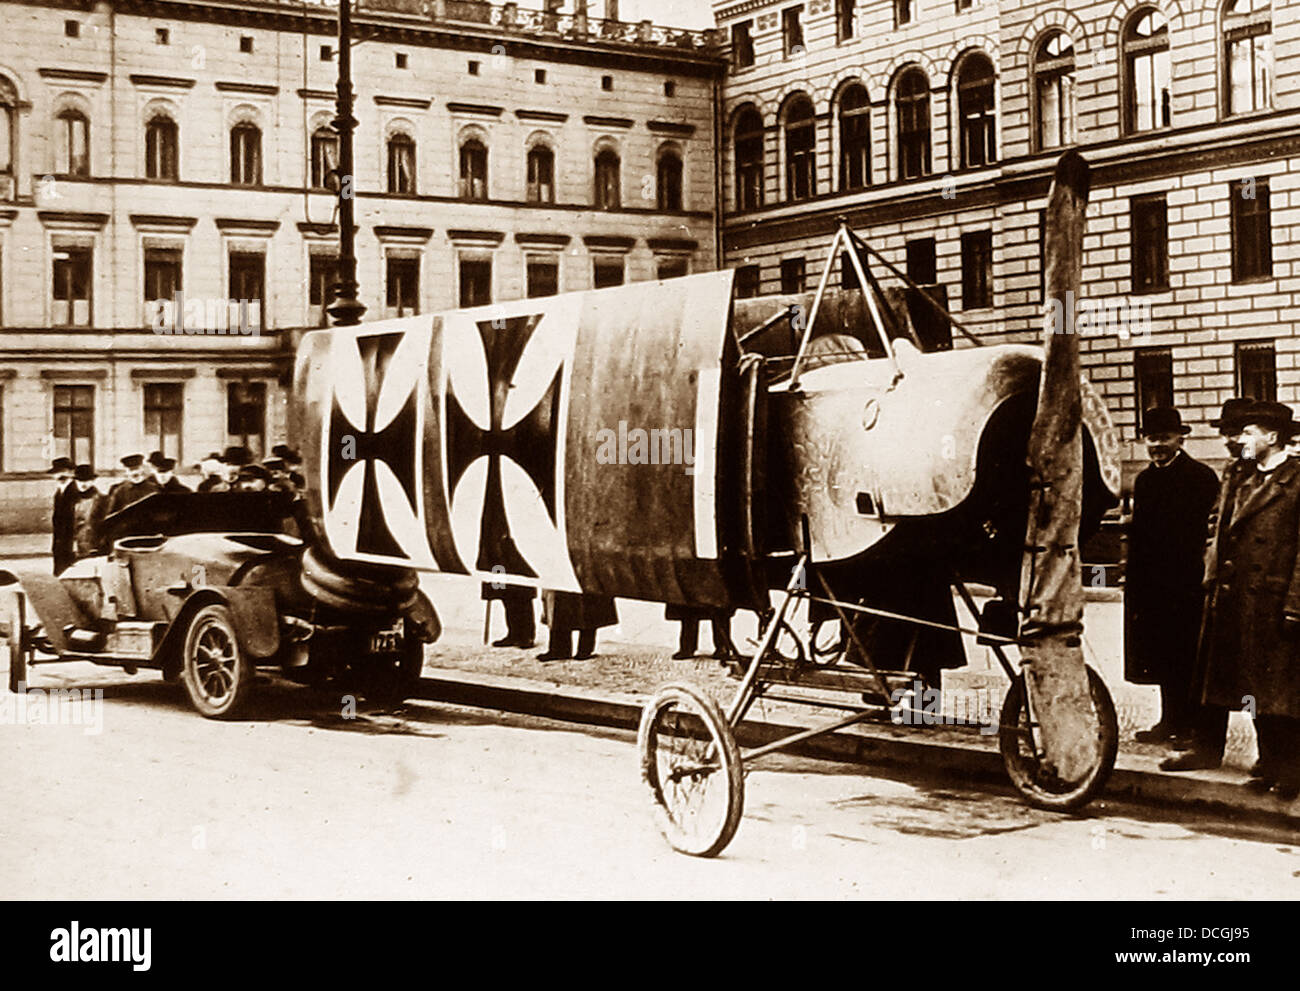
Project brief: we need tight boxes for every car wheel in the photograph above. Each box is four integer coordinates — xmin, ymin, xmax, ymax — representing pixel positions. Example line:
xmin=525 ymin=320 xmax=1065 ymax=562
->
xmin=180 ymin=603 xmax=253 ymax=719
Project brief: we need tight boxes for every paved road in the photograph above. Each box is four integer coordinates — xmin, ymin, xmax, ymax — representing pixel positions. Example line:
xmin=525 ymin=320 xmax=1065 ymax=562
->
xmin=2 ymin=665 xmax=1297 ymax=900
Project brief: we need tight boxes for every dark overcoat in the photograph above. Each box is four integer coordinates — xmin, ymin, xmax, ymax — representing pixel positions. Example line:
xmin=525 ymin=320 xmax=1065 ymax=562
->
xmin=104 ymin=477 xmax=160 ymax=517
xmin=1201 ymin=456 xmax=1300 ymax=718
xmin=51 ymin=483 xmax=76 ymax=574
xmin=1123 ymin=450 xmax=1219 ymax=685
xmin=69 ymin=487 xmax=105 ymax=559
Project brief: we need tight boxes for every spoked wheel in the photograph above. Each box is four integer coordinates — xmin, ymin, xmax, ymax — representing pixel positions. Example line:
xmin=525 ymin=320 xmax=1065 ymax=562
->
xmin=638 ymin=682 xmax=744 ymax=857
xmin=999 ymin=666 xmax=1118 ymax=812
xmin=180 ymin=603 xmax=253 ymax=719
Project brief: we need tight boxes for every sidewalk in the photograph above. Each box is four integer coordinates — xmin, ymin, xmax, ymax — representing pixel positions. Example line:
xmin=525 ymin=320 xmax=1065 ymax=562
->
xmin=6 ymin=532 xmax=1295 ymax=825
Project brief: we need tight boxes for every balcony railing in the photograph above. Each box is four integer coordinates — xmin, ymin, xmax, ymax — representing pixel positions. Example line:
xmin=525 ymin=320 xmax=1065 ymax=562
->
xmin=359 ymin=0 xmax=722 ymax=52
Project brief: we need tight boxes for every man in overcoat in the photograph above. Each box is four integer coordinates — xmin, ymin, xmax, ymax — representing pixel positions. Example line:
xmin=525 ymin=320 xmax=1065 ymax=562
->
xmin=1125 ymin=407 xmax=1220 ymax=744
xmin=48 ymin=457 xmax=76 ymax=575
xmin=1197 ymin=400 xmax=1300 ymax=798
xmin=1162 ymin=398 xmax=1251 ymax=770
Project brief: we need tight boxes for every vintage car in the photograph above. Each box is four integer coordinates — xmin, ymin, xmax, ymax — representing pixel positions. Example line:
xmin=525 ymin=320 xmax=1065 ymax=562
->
xmin=0 ymin=491 xmax=440 ymax=718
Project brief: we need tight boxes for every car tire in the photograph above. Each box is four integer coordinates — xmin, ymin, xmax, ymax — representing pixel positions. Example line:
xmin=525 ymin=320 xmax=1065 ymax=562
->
xmin=361 ymin=625 xmax=424 ymax=704
xmin=180 ymin=603 xmax=253 ymax=719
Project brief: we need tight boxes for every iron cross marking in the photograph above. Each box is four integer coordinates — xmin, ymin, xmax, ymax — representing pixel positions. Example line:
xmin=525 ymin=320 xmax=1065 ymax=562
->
xmin=327 ymin=332 xmax=420 ymax=558
xmin=445 ymin=313 xmax=560 ymax=577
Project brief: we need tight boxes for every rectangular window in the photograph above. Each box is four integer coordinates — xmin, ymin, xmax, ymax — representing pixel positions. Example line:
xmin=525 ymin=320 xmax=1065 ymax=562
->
xmin=782 ymin=6 xmax=804 ymax=58
xmin=228 ymin=251 xmax=265 ymax=331
xmin=52 ymin=245 xmax=92 ymax=327
xmin=780 ymin=257 xmax=806 ymax=295
xmin=960 ymin=230 xmax=993 ymax=310
xmin=1230 ymin=177 xmax=1272 ymax=281
xmin=592 ymin=255 xmax=625 ymax=290
xmin=459 ymin=255 xmax=492 ymax=308
xmin=144 ymin=248 xmax=182 ymax=304
xmin=386 ymin=255 xmax=420 ymax=316
xmin=143 ymin=382 xmax=183 ymax=462
xmin=53 ymin=384 xmax=94 ymax=466
xmin=906 ymin=237 xmax=937 ymax=285
xmin=1134 ymin=348 xmax=1174 ymax=434
xmin=735 ymin=264 xmax=760 ymax=299
xmin=308 ymin=254 xmax=337 ymax=326
xmin=226 ymin=381 xmax=266 ymax=459
xmin=1130 ymin=194 xmax=1169 ymax=292
xmin=527 ymin=255 xmax=559 ymax=298
xmin=1236 ymin=341 xmax=1276 ymax=401
xmin=656 ymin=256 xmax=689 ymax=281
xmin=837 ymin=0 xmax=855 ymax=41
xmin=895 ymin=0 xmax=913 ymax=27
xmin=732 ymin=20 xmax=755 ymax=69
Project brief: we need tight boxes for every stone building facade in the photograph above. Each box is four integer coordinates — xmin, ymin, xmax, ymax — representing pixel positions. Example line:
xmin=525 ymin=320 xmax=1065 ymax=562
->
xmin=0 ymin=0 xmax=722 ymax=530
xmin=714 ymin=0 xmax=1300 ymax=480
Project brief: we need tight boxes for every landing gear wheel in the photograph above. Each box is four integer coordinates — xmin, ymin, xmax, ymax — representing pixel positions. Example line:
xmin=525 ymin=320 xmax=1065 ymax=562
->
xmin=638 ymin=682 xmax=744 ymax=858
xmin=999 ymin=666 xmax=1118 ymax=812
xmin=180 ymin=603 xmax=253 ymax=719
xmin=361 ymin=625 xmax=424 ymax=704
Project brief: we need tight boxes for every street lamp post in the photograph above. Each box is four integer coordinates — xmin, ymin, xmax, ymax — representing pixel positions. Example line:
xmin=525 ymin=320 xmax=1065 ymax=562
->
xmin=328 ymin=0 xmax=366 ymax=328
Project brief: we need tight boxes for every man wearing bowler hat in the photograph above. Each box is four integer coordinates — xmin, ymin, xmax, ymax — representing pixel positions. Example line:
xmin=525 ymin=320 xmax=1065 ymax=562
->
xmin=1194 ymin=400 xmax=1300 ymax=797
xmin=1125 ymin=406 xmax=1219 ymax=744
xmin=48 ymin=457 xmax=76 ymax=574
xmin=1163 ymin=397 xmax=1252 ymax=768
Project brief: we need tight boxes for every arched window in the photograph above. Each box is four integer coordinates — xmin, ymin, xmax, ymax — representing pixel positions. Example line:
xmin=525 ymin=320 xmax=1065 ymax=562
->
xmin=55 ymin=109 xmax=89 ymax=177
xmin=527 ymin=145 xmax=554 ymax=203
xmin=1223 ymin=0 xmax=1272 ymax=115
xmin=1123 ymin=7 xmax=1171 ymax=134
xmin=594 ymin=147 xmax=620 ymax=209
xmin=956 ymin=53 xmax=996 ymax=169
xmin=734 ymin=107 xmax=764 ymax=211
xmin=1033 ymin=31 xmax=1076 ymax=151
xmin=387 ymin=133 xmax=416 ymax=194
xmin=459 ymin=138 xmax=488 ymax=200
xmin=784 ymin=94 xmax=816 ymax=201
xmin=838 ymin=83 xmax=870 ymax=191
xmin=657 ymin=148 xmax=683 ymax=211
xmin=0 ymin=76 xmax=14 ymax=182
xmin=230 ymin=122 xmax=261 ymax=185
xmin=310 ymin=126 xmax=338 ymax=191
xmin=896 ymin=67 xmax=930 ymax=179
xmin=144 ymin=114 xmax=178 ymax=180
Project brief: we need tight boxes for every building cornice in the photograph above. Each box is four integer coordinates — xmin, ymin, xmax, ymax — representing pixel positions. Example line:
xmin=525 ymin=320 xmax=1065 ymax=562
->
xmin=583 ymin=115 xmax=634 ymax=129
xmin=515 ymin=232 xmax=572 ymax=248
xmin=130 ymin=213 xmax=198 ymax=231
xmin=214 ymin=218 xmax=281 ymax=234
xmin=447 ymin=101 xmax=504 ymax=117
xmin=375 ymin=95 xmax=433 ymax=109
xmin=516 ymin=109 xmax=569 ymax=123
xmin=38 ymin=68 xmax=108 ymax=83
xmin=37 ymin=210 xmax=109 ymax=230
xmin=375 ymin=225 xmax=435 ymax=241
xmin=215 ymin=81 xmax=280 ymax=95
xmin=446 ymin=229 xmax=505 ymax=245
xmin=583 ymin=234 xmax=636 ymax=251
xmin=129 ymin=73 xmax=197 ymax=89
xmin=648 ymin=121 xmax=697 ymax=137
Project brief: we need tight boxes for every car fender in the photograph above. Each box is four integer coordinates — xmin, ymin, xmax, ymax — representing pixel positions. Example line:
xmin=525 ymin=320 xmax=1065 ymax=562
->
xmin=405 ymin=589 xmax=441 ymax=643
xmin=154 ymin=586 xmax=281 ymax=678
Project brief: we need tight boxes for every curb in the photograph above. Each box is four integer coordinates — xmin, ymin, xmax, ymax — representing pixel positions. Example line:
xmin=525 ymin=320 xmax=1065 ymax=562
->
xmin=414 ymin=666 xmax=1300 ymax=828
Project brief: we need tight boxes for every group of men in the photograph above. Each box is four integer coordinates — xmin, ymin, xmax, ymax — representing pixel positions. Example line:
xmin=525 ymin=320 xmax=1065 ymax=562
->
xmin=48 ymin=444 xmax=302 ymax=574
xmin=1125 ymin=398 xmax=1300 ymax=799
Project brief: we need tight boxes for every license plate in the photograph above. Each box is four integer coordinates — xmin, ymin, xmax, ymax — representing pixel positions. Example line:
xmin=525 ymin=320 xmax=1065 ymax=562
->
xmin=368 ymin=624 xmax=403 ymax=653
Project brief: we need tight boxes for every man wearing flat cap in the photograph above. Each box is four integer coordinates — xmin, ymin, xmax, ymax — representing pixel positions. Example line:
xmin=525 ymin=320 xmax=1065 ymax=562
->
xmin=1164 ymin=397 xmax=1253 ymax=769
xmin=48 ymin=457 xmax=76 ymax=574
xmin=1125 ymin=406 xmax=1219 ymax=745
xmin=1195 ymin=400 xmax=1300 ymax=798
xmin=104 ymin=453 xmax=160 ymax=518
